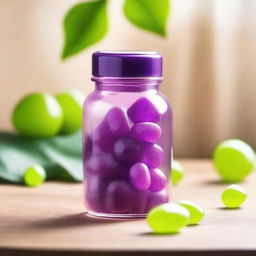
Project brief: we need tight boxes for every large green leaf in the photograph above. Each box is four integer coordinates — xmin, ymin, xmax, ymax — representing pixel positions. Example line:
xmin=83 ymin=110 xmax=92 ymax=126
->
xmin=123 ymin=0 xmax=170 ymax=37
xmin=61 ymin=0 xmax=108 ymax=60
xmin=0 ymin=131 xmax=83 ymax=183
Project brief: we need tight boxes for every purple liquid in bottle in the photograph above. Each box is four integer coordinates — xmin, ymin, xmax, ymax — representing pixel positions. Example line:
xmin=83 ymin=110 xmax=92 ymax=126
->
xmin=83 ymin=51 xmax=172 ymax=218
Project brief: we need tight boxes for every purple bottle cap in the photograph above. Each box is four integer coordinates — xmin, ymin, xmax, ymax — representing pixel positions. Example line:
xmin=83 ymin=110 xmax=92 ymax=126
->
xmin=92 ymin=51 xmax=162 ymax=78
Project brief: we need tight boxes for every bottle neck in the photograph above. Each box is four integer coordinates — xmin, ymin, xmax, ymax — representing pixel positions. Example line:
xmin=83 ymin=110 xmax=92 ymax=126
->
xmin=92 ymin=77 xmax=162 ymax=92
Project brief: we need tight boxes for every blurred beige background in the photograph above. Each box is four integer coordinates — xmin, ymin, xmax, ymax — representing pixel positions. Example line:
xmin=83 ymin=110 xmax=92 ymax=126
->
xmin=1 ymin=0 xmax=256 ymax=157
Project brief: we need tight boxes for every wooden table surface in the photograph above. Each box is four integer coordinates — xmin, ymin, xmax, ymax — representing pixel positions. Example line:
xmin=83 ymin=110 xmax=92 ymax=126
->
xmin=1 ymin=159 xmax=256 ymax=256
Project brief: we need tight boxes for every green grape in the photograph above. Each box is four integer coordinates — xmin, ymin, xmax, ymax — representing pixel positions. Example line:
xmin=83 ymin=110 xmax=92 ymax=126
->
xmin=55 ymin=90 xmax=85 ymax=134
xmin=171 ymin=160 xmax=184 ymax=185
xmin=213 ymin=139 xmax=256 ymax=182
xmin=24 ymin=165 xmax=46 ymax=187
xmin=12 ymin=93 xmax=63 ymax=138
xmin=178 ymin=200 xmax=204 ymax=225
xmin=147 ymin=203 xmax=190 ymax=234
xmin=221 ymin=184 xmax=247 ymax=208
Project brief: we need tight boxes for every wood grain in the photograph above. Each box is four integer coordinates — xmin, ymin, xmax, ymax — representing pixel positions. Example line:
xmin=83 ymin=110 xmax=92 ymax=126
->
xmin=1 ymin=159 xmax=256 ymax=256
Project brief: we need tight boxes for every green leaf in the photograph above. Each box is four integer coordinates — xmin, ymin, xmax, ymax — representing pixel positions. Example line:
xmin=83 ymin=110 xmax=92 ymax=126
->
xmin=0 ymin=131 xmax=83 ymax=183
xmin=61 ymin=0 xmax=108 ymax=60
xmin=123 ymin=0 xmax=170 ymax=37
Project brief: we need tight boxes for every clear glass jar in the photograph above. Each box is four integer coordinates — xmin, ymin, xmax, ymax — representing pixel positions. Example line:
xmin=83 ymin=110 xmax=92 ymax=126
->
xmin=83 ymin=51 xmax=172 ymax=218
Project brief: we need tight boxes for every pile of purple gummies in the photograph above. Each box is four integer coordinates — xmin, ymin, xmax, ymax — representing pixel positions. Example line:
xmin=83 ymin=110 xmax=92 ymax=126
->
xmin=84 ymin=97 xmax=169 ymax=215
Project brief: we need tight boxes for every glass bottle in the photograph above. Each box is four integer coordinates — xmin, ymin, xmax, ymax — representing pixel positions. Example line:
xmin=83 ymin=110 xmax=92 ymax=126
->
xmin=83 ymin=51 xmax=172 ymax=218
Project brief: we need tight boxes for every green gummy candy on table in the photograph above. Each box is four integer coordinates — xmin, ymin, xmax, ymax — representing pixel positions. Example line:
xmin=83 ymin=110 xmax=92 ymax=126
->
xmin=147 ymin=203 xmax=190 ymax=234
xmin=171 ymin=160 xmax=184 ymax=185
xmin=24 ymin=165 xmax=46 ymax=187
xmin=178 ymin=200 xmax=204 ymax=225
xmin=221 ymin=184 xmax=247 ymax=208
xmin=213 ymin=139 xmax=256 ymax=182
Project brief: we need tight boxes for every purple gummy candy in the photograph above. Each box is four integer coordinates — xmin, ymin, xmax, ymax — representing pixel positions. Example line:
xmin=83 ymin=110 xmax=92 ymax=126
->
xmin=127 ymin=97 xmax=162 ymax=123
xmin=130 ymin=122 xmax=162 ymax=143
xmin=142 ymin=143 xmax=164 ymax=168
xmin=129 ymin=163 xmax=151 ymax=191
xmin=149 ymin=168 xmax=167 ymax=192
xmin=106 ymin=107 xmax=130 ymax=136
xmin=83 ymin=136 xmax=93 ymax=161
xmin=145 ymin=190 xmax=169 ymax=211
xmin=85 ymin=152 xmax=127 ymax=178
xmin=105 ymin=181 xmax=133 ymax=213
xmin=131 ymin=190 xmax=149 ymax=213
xmin=85 ymin=174 xmax=110 ymax=212
xmin=91 ymin=116 xmax=116 ymax=153
xmin=113 ymin=137 xmax=143 ymax=163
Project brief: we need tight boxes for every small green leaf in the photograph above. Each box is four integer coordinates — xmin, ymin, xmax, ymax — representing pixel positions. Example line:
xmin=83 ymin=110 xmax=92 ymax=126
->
xmin=123 ymin=0 xmax=170 ymax=37
xmin=0 ymin=131 xmax=83 ymax=183
xmin=61 ymin=0 xmax=108 ymax=60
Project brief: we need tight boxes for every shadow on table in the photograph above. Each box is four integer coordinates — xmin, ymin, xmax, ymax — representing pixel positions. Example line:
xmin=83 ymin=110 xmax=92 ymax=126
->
xmin=140 ymin=231 xmax=180 ymax=236
xmin=202 ymin=180 xmax=231 ymax=185
xmin=202 ymin=179 xmax=249 ymax=186
xmin=217 ymin=207 xmax=242 ymax=211
xmin=26 ymin=212 xmax=130 ymax=229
